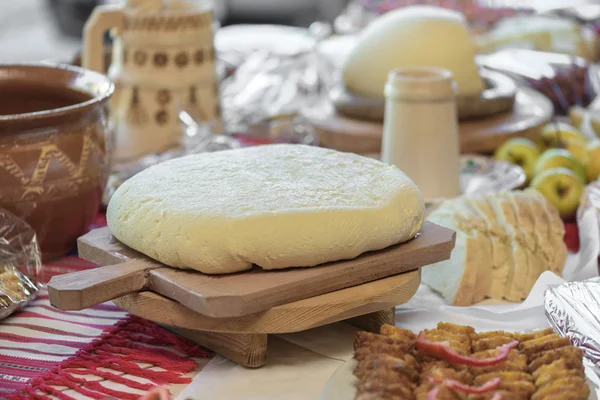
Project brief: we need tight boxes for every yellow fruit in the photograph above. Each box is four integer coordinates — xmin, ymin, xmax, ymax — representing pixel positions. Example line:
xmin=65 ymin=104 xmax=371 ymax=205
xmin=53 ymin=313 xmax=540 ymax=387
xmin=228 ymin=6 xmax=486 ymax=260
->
xmin=494 ymin=138 xmax=540 ymax=183
xmin=540 ymin=121 xmax=585 ymax=150
xmin=563 ymin=139 xmax=587 ymax=165
xmin=534 ymin=148 xmax=586 ymax=184
xmin=531 ymin=167 xmax=584 ymax=220
xmin=585 ymin=139 xmax=600 ymax=182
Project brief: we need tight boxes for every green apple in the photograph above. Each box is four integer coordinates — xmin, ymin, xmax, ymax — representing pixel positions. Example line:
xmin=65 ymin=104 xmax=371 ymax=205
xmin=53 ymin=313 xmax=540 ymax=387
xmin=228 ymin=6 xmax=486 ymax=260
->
xmin=562 ymin=139 xmax=587 ymax=165
xmin=533 ymin=148 xmax=587 ymax=183
xmin=494 ymin=138 xmax=540 ymax=183
xmin=585 ymin=139 xmax=600 ymax=182
xmin=531 ymin=168 xmax=584 ymax=220
xmin=540 ymin=122 xmax=585 ymax=150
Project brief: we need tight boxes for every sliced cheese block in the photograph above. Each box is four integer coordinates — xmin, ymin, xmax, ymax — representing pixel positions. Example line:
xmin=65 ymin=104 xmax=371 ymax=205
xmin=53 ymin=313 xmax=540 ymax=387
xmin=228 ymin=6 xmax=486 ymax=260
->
xmin=466 ymin=197 xmax=511 ymax=300
xmin=451 ymin=198 xmax=493 ymax=303
xmin=487 ymin=195 xmax=530 ymax=302
xmin=107 ymin=144 xmax=425 ymax=274
xmin=513 ymin=190 xmax=557 ymax=284
xmin=528 ymin=199 xmax=555 ymax=269
xmin=426 ymin=201 xmax=492 ymax=304
xmin=423 ymin=190 xmax=566 ymax=305
xmin=502 ymin=192 xmax=546 ymax=292
xmin=422 ymin=212 xmax=478 ymax=306
xmin=342 ymin=5 xmax=485 ymax=99
xmin=530 ymin=189 xmax=567 ymax=275
xmin=518 ymin=190 xmax=553 ymax=263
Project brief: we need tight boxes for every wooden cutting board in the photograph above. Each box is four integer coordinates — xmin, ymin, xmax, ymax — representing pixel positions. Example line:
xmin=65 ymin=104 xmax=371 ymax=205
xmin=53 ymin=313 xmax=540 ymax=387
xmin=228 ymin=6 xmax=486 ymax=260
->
xmin=112 ymin=269 xmax=422 ymax=334
xmin=48 ymin=221 xmax=455 ymax=319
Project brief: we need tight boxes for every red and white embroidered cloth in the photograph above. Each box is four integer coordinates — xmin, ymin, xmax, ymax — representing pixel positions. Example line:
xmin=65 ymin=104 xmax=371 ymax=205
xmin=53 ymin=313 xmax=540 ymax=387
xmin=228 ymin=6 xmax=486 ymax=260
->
xmin=0 ymin=231 xmax=212 ymax=399
xmin=0 ymin=214 xmax=581 ymax=399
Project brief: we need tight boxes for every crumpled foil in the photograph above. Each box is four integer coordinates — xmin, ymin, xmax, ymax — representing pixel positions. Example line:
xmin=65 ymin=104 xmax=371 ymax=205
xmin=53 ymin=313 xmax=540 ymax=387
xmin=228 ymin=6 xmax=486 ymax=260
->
xmin=545 ymin=278 xmax=600 ymax=367
xmin=214 ymin=24 xmax=316 ymax=76
xmin=219 ymin=21 xmax=336 ymax=140
xmin=0 ymin=208 xmax=41 ymax=320
xmin=572 ymin=181 xmax=600 ymax=283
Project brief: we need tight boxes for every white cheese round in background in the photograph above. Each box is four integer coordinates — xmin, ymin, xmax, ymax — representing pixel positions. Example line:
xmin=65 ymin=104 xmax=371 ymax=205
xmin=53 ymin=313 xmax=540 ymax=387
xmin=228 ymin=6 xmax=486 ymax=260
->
xmin=342 ymin=5 xmax=485 ymax=99
xmin=107 ymin=144 xmax=425 ymax=274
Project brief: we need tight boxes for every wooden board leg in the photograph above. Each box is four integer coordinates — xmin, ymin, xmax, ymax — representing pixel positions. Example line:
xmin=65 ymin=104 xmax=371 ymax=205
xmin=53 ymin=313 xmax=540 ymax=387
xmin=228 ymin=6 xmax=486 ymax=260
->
xmin=346 ymin=308 xmax=395 ymax=333
xmin=164 ymin=326 xmax=267 ymax=368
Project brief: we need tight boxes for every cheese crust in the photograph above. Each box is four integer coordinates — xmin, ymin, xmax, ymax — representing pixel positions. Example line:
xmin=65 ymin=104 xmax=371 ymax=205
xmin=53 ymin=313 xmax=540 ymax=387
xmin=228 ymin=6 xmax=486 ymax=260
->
xmin=107 ymin=144 xmax=425 ymax=274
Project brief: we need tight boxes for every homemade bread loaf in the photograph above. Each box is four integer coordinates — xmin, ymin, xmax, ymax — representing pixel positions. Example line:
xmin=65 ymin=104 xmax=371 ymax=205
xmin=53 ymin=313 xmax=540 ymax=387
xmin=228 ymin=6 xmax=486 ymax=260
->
xmin=107 ymin=144 xmax=425 ymax=274
xmin=422 ymin=189 xmax=566 ymax=305
xmin=342 ymin=6 xmax=484 ymax=99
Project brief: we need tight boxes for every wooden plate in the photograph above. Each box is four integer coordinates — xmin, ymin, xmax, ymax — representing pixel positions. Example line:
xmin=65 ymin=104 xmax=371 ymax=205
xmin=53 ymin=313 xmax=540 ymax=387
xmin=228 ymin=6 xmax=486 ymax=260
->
xmin=309 ymin=87 xmax=553 ymax=155
xmin=332 ymin=70 xmax=517 ymax=122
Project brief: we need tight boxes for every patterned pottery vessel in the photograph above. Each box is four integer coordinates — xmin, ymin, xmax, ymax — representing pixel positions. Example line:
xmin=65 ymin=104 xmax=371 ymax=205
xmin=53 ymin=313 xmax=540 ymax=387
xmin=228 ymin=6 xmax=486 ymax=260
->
xmin=0 ymin=64 xmax=113 ymax=260
xmin=83 ymin=0 xmax=219 ymax=166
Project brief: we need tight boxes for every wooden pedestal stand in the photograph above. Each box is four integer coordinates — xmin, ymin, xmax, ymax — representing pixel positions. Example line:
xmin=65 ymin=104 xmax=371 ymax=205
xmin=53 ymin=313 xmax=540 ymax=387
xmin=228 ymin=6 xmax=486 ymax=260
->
xmin=48 ymin=222 xmax=455 ymax=367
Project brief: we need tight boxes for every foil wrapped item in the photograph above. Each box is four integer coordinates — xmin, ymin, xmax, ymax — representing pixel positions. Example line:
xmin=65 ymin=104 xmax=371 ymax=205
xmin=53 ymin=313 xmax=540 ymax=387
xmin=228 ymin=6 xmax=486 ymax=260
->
xmin=545 ymin=277 xmax=600 ymax=367
xmin=0 ymin=208 xmax=41 ymax=320
xmin=214 ymin=24 xmax=316 ymax=76
xmin=219 ymin=21 xmax=335 ymax=141
xmin=574 ymin=181 xmax=600 ymax=283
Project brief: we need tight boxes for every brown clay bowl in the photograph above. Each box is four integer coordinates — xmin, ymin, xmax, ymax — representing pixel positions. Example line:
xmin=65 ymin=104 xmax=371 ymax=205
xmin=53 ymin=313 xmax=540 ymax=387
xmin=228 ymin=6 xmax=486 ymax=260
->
xmin=0 ymin=63 xmax=114 ymax=260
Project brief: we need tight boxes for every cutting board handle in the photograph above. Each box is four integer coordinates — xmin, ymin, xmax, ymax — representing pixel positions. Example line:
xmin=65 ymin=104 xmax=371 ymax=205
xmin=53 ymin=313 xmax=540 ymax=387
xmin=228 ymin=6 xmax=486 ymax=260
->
xmin=47 ymin=259 xmax=152 ymax=310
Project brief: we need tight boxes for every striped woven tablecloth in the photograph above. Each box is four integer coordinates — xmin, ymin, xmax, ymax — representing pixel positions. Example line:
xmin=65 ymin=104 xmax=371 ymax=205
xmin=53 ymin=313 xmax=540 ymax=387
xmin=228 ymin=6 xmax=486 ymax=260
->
xmin=0 ymin=218 xmax=213 ymax=400
xmin=0 ymin=214 xmax=582 ymax=399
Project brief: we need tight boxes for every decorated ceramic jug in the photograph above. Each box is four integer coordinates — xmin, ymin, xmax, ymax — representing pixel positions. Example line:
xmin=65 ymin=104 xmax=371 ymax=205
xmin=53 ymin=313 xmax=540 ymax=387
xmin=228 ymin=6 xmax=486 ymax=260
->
xmin=83 ymin=0 xmax=219 ymax=165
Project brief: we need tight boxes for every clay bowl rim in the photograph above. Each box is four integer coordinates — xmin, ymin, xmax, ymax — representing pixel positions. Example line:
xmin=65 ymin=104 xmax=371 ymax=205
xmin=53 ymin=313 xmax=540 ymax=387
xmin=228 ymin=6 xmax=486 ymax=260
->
xmin=0 ymin=62 xmax=114 ymax=124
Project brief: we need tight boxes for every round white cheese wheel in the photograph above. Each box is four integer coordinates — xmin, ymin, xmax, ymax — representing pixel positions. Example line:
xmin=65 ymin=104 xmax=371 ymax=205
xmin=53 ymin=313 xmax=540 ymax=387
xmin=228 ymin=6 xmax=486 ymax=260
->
xmin=342 ymin=6 xmax=485 ymax=99
xmin=107 ymin=144 xmax=424 ymax=274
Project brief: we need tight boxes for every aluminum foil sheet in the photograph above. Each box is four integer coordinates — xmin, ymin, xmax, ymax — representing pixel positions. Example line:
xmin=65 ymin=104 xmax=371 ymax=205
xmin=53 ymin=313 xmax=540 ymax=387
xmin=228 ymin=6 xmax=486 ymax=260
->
xmin=219 ymin=21 xmax=336 ymax=138
xmin=0 ymin=208 xmax=41 ymax=320
xmin=573 ymin=181 xmax=600 ymax=283
xmin=546 ymin=277 xmax=600 ymax=367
